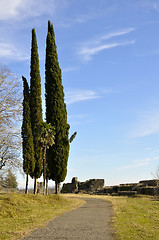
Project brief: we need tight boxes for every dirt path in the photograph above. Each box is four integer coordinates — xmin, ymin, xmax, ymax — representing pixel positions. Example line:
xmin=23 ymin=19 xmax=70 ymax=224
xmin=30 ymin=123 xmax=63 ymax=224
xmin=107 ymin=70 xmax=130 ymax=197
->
xmin=22 ymin=197 xmax=116 ymax=240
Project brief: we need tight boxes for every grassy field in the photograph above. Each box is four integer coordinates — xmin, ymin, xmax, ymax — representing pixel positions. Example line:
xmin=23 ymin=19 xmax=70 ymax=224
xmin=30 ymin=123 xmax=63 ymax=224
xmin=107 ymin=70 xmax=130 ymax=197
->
xmin=0 ymin=193 xmax=85 ymax=240
xmin=66 ymin=194 xmax=159 ymax=240
xmin=1 ymin=193 xmax=159 ymax=240
xmin=108 ymin=195 xmax=159 ymax=240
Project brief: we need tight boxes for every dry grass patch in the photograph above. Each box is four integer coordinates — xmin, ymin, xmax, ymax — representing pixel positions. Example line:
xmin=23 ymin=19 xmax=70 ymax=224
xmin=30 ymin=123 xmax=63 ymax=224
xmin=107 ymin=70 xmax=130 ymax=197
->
xmin=0 ymin=193 xmax=85 ymax=240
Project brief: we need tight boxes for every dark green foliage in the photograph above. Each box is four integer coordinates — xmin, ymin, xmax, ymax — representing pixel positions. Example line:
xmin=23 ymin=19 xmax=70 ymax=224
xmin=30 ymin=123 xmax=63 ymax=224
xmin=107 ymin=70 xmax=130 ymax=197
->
xmin=22 ymin=76 xmax=35 ymax=177
xmin=37 ymin=122 xmax=55 ymax=149
xmin=3 ymin=169 xmax=18 ymax=188
xmin=37 ymin=122 xmax=55 ymax=194
xmin=30 ymin=28 xmax=43 ymax=179
xmin=45 ymin=21 xmax=69 ymax=185
xmin=69 ymin=131 xmax=77 ymax=143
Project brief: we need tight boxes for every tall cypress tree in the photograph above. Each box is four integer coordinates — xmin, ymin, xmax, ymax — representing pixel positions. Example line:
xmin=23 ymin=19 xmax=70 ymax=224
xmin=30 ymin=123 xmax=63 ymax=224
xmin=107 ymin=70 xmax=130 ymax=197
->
xmin=21 ymin=76 xmax=35 ymax=194
xmin=45 ymin=21 xmax=69 ymax=194
xmin=30 ymin=28 xmax=43 ymax=194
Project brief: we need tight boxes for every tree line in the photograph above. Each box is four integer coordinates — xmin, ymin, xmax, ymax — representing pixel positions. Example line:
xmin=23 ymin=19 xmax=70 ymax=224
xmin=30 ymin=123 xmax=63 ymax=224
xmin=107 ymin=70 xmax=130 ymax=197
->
xmin=22 ymin=21 xmax=76 ymax=195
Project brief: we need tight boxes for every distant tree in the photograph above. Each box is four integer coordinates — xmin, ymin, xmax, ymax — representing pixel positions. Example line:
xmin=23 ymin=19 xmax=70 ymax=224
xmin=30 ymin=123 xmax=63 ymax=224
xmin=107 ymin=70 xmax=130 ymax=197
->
xmin=30 ymin=29 xmax=43 ymax=194
xmin=0 ymin=65 xmax=22 ymax=172
xmin=21 ymin=76 xmax=35 ymax=194
xmin=45 ymin=21 xmax=70 ymax=194
xmin=3 ymin=169 xmax=18 ymax=188
xmin=37 ymin=122 xmax=55 ymax=194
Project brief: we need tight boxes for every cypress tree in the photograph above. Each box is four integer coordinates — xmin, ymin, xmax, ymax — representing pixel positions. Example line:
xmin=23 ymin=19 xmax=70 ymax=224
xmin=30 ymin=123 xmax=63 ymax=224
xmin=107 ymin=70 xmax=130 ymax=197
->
xmin=21 ymin=76 xmax=35 ymax=194
xmin=30 ymin=28 xmax=43 ymax=194
xmin=45 ymin=21 xmax=69 ymax=194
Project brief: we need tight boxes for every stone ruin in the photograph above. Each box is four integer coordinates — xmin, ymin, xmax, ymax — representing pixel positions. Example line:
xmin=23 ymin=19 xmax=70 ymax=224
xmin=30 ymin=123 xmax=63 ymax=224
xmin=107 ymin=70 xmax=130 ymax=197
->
xmin=97 ymin=179 xmax=159 ymax=196
xmin=61 ymin=177 xmax=104 ymax=194
xmin=61 ymin=178 xmax=159 ymax=196
xmin=37 ymin=182 xmax=43 ymax=194
xmin=37 ymin=178 xmax=159 ymax=196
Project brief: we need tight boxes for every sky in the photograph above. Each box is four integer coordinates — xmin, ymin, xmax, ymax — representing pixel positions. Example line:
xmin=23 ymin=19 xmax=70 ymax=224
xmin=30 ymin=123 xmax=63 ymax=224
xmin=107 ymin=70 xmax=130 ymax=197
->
xmin=1 ymin=0 xmax=159 ymax=188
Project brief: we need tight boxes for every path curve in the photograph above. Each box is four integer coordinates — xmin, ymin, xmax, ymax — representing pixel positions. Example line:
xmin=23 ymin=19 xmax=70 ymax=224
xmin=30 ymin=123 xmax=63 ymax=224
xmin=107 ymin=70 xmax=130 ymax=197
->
xmin=22 ymin=197 xmax=116 ymax=240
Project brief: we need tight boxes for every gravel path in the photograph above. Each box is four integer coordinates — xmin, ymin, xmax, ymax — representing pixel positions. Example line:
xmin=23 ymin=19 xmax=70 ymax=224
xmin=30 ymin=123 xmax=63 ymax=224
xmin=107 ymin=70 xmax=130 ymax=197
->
xmin=22 ymin=197 xmax=116 ymax=240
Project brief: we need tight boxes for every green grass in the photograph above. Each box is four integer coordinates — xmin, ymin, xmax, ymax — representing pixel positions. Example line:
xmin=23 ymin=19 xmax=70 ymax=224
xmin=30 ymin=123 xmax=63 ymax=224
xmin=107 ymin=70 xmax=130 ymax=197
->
xmin=108 ymin=195 xmax=159 ymax=240
xmin=1 ymin=193 xmax=158 ymax=240
xmin=66 ymin=194 xmax=159 ymax=240
xmin=0 ymin=193 xmax=85 ymax=240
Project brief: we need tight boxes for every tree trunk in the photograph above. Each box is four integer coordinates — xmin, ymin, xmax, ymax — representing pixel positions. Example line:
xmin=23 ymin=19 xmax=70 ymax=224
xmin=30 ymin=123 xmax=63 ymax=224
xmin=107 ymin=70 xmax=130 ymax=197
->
xmin=55 ymin=181 xmax=60 ymax=194
xmin=43 ymin=147 xmax=46 ymax=195
xmin=34 ymin=178 xmax=37 ymax=194
xmin=25 ymin=174 xmax=29 ymax=194
xmin=46 ymin=178 xmax=48 ymax=195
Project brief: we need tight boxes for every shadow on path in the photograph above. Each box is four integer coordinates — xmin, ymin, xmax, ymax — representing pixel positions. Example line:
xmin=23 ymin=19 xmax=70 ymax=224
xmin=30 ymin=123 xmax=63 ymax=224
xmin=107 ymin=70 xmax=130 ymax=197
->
xmin=22 ymin=197 xmax=116 ymax=240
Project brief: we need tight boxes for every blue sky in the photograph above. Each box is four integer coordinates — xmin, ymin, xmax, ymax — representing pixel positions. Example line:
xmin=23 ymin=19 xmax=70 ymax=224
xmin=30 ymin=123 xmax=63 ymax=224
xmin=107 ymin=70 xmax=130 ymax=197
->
xmin=1 ymin=0 xmax=159 ymax=188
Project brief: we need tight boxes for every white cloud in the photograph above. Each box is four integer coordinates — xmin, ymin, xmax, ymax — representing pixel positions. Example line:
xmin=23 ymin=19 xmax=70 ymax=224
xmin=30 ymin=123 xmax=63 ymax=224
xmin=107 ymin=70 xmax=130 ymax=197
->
xmin=55 ymin=11 xmax=93 ymax=28
xmin=0 ymin=41 xmax=29 ymax=61
xmin=0 ymin=0 xmax=58 ymax=21
xmin=118 ymin=156 xmax=159 ymax=171
xmin=67 ymin=114 xmax=89 ymax=125
xmin=79 ymin=40 xmax=135 ymax=61
xmin=72 ymin=13 xmax=95 ymax=24
xmin=65 ymin=87 xmax=113 ymax=105
xmin=141 ymin=1 xmax=159 ymax=12
xmin=63 ymin=67 xmax=79 ymax=72
xmin=0 ymin=0 xmax=21 ymax=20
xmin=65 ymin=89 xmax=99 ymax=105
xmin=78 ymin=28 xmax=136 ymax=61
xmin=68 ymin=114 xmax=87 ymax=121
xmin=0 ymin=0 xmax=65 ymax=62
xmin=56 ymin=5 xmax=116 ymax=28
xmin=153 ymin=3 xmax=159 ymax=11
xmin=101 ymin=28 xmax=136 ymax=41
xmin=130 ymin=112 xmax=159 ymax=138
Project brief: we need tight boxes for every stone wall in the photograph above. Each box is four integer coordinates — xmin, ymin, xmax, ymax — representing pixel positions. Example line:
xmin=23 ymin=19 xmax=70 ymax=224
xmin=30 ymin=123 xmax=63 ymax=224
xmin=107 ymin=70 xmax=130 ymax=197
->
xmin=96 ymin=179 xmax=159 ymax=196
xmin=62 ymin=178 xmax=159 ymax=196
xmin=61 ymin=177 xmax=104 ymax=193
xmin=139 ymin=180 xmax=159 ymax=187
xmin=79 ymin=179 xmax=104 ymax=193
xmin=61 ymin=177 xmax=79 ymax=193
xmin=137 ymin=187 xmax=159 ymax=195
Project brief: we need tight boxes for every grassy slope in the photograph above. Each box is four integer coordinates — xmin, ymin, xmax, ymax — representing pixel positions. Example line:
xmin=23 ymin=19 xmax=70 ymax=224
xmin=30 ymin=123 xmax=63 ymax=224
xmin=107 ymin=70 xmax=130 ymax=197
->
xmin=65 ymin=194 xmax=159 ymax=240
xmin=0 ymin=193 xmax=85 ymax=240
